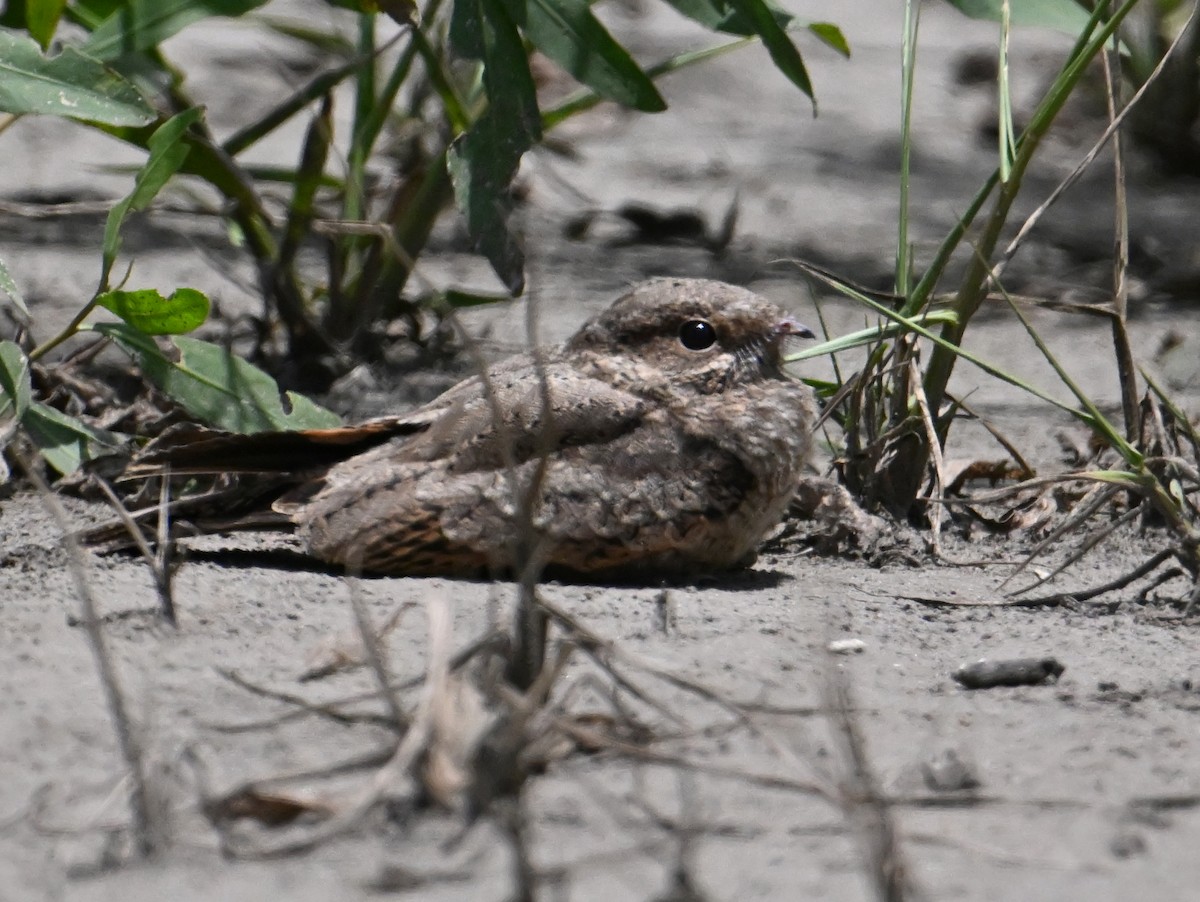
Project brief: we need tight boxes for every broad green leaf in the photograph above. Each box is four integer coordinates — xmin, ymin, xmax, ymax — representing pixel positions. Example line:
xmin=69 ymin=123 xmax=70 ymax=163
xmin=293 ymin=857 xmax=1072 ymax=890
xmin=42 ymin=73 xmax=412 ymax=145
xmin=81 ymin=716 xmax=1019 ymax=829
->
xmin=27 ymin=0 xmax=68 ymax=48
xmin=23 ymin=401 xmax=120 ymax=475
xmin=659 ymin=0 xmax=788 ymax=34
xmin=944 ymin=0 xmax=1092 ymax=33
xmin=0 ymin=257 xmax=29 ymax=316
xmin=96 ymin=287 xmax=210 ymax=334
xmin=504 ymin=0 xmax=665 ymax=112
xmin=96 ymin=322 xmax=342 ymax=433
xmin=102 ymin=107 xmax=203 ymax=285
xmin=83 ymin=0 xmax=272 ymax=61
xmin=660 ymin=0 xmax=843 ymax=101
xmin=808 ymin=22 xmax=849 ymax=57
xmin=0 ymin=28 xmax=155 ymax=125
xmin=542 ymin=35 xmax=756 ymax=130
xmin=0 ymin=340 xmax=31 ymax=420
xmin=726 ymin=0 xmax=814 ymax=102
xmin=660 ymin=0 xmax=847 ymax=63
xmin=448 ymin=0 xmax=541 ymax=294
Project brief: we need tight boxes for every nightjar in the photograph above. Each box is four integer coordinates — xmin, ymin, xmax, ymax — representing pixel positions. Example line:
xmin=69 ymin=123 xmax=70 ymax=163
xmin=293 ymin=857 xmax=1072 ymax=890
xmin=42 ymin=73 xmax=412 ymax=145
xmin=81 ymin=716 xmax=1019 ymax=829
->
xmin=117 ymin=278 xmax=817 ymax=579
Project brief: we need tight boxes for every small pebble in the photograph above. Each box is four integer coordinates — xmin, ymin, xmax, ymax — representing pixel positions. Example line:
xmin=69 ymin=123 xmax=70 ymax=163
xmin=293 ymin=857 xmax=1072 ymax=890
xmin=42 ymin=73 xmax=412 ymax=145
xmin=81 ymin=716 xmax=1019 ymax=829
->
xmin=827 ymin=638 xmax=866 ymax=655
xmin=922 ymin=748 xmax=981 ymax=792
xmin=952 ymin=657 xmax=1065 ymax=689
xmin=1110 ymin=830 xmax=1147 ymax=859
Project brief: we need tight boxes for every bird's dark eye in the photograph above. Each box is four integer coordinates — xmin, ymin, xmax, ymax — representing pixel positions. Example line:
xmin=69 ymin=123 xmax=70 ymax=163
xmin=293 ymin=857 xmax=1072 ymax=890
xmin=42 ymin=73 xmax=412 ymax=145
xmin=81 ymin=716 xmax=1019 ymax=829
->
xmin=678 ymin=319 xmax=716 ymax=351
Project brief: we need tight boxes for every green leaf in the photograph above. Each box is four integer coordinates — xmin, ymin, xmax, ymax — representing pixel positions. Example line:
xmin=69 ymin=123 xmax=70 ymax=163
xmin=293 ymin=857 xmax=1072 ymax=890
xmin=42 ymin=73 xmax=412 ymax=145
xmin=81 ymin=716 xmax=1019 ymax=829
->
xmin=504 ymin=0 xmax=665 ymax=112
xmin=27 ymin=0 xmax=68 ymax=48
xmin=659 ymin=0 xmax=785 ymax=34
xmin=944 ymin=0 xmax=1092 ymax=33
xmin=0 ymin=28 xmax=155 ymax=125
xmin=0 ymin=257 xmax=29 ymax=317
xmin=807 ymin=22 xmax=849 ymax=57
xmin=23 ymin=401 xmax=121 ymax=475
xmin=448 ymin=0 xmax=541 ymax=294
xmin=83 ymin=0 xmax=272 ymax=61
xmin=726 ymin=0 xmax=814 ymax=102
xmin=96 ymin=287 xmax=210 ymax=334
xmin=542 ymin=34 xmax=756 ymax=130
xmin=0 ymin=340 xmax=31 ymax=420
xmin=102 ymin=107 xmax=203 ymax=285
xmin=96 ymin=322 xmax=342 ymax=433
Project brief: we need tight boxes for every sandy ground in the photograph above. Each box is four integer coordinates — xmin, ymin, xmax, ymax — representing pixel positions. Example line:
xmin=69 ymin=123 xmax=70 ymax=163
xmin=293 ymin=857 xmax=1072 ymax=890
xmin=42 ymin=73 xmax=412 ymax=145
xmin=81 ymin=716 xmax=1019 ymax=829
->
xmin=3 ymin=1 xmax=1200 ymax=900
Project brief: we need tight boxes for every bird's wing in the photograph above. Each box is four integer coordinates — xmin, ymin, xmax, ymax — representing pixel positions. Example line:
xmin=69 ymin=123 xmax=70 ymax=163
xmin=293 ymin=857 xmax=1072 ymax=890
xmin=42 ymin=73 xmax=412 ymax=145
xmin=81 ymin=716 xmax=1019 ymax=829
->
xmin=307 ymin=359 xmax=650 ymax=478
xmin=298 ymin=406 xmax=761 ymax=577
xmin=123 ymin=417 xmax=430 ymax=478
xmin=492 ymin=414 xmax=762 ymax=575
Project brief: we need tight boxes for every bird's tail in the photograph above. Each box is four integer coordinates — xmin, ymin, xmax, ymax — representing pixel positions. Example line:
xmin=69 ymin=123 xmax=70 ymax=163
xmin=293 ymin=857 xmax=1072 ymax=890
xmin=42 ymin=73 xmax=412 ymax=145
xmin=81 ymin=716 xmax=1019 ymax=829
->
xmin=82 ymin=416 xmax=424 ymax=553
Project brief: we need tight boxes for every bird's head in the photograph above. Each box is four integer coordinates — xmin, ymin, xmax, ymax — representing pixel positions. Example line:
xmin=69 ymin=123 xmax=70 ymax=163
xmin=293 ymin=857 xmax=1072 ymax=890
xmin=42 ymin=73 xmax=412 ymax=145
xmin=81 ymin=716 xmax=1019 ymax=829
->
xmin=566 ymin=278 xmax=814 ymax=393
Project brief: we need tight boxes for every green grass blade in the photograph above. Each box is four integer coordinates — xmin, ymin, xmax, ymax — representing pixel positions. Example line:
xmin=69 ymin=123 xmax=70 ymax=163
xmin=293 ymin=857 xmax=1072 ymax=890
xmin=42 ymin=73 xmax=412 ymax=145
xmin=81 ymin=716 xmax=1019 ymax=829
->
xmin=997 ymin=0 xmax=1015 ymax=182
xmin=788 ymin=261 xmax=1110 ymax=431
xmin=278 ymin=95 xmax=333 ymax=268
xmin=896 ymin=0 xmax=918 ymax=295
xmin=221 ymin=53 xmax=364 ymax=157
xmin=991 ymin=274 xmax=1142 ymax=465
xmin=83 ymin=0 xmax=272 ymax=61
xmin=785 ymin=310 xmax=959 ymax=362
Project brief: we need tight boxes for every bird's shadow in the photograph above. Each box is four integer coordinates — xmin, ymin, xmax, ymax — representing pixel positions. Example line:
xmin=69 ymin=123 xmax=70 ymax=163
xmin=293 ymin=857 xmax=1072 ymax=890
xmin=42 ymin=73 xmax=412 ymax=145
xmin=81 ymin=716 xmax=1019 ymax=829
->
xmin=162 ymin=548 xmax=794 ymax=590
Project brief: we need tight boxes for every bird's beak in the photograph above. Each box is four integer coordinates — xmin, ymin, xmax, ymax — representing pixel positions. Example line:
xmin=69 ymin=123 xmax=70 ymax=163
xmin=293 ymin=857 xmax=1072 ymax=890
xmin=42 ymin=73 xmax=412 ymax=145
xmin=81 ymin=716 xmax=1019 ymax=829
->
xmin=774 ymin=317 xmax=816 ymax=340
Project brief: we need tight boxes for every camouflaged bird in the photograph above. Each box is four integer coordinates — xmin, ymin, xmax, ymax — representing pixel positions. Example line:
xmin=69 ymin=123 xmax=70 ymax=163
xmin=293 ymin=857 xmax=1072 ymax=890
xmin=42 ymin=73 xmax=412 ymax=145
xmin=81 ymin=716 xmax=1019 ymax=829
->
xmin=120 ymin=278 xmax=817 ymax=578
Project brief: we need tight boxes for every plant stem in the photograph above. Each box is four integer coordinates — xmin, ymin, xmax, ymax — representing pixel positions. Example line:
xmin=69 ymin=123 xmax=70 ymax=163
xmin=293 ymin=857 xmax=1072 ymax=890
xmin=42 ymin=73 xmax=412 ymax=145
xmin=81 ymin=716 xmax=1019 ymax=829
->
xmin=1103 ymin=7 xmax=1138 ymax=441
xmin=896 ymin=0 xmax=918 ymax=296
xmin=884 ymin=0 xmax=1141 ymax=513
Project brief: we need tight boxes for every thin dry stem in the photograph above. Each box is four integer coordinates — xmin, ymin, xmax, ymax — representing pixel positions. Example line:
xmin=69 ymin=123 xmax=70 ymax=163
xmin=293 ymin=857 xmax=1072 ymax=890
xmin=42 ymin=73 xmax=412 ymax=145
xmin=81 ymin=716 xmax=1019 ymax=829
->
xmin=95 ymin=477 xmax=177 ymax=625
xmin=1101 ymin=16 xmax=1138 ymax=441
xmin=15 ymin=448 xmax=160 ymax=858
xmin=225 ymin=596 xmax=454 ymax=859
xmin=344 ymin=576 xmax=409 ymax=731
xmin=909 ymin=357 xmax=946 ymax=555
xmin=996 ymin=483 xmax=1119 ymax=591
xmin=824 ymin=666 xmax=915 ymax=901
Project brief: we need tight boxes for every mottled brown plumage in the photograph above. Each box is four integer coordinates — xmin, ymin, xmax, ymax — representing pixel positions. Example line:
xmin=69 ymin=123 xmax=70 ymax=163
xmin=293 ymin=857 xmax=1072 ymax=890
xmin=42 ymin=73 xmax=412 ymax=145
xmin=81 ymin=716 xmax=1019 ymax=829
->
xmin=123 ymin=278 xmax=817 ymax=578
